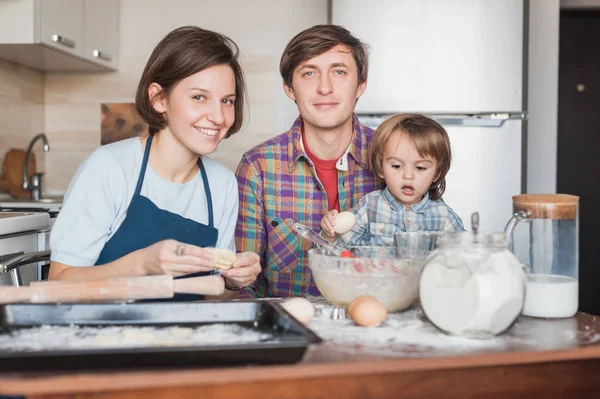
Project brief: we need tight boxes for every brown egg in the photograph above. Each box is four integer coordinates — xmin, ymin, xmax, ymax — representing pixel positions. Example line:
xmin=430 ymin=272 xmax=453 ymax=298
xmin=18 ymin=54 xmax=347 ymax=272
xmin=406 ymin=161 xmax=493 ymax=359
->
xmin=348 ymin=296 xmax=388 ymax=327
xmin=347 ymin=295 xmax=378 ymax=315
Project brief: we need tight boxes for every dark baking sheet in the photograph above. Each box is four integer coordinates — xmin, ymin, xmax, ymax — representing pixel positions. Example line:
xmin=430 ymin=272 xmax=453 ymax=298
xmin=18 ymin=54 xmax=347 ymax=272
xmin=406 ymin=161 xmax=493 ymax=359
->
xmin=0 ymin=301 xmax=321 ymax=371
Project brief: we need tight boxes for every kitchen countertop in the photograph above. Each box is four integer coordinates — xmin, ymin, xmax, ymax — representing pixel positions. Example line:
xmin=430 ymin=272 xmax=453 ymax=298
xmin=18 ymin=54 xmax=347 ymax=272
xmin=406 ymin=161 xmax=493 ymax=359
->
xmin=0 ymin=309 xmax=599 ymax=398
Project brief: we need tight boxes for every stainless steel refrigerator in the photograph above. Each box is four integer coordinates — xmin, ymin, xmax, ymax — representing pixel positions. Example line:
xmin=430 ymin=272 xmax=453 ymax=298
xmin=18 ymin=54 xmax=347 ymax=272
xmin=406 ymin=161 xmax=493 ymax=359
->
xmin=333 ymin=0 xmax=527 ymax=233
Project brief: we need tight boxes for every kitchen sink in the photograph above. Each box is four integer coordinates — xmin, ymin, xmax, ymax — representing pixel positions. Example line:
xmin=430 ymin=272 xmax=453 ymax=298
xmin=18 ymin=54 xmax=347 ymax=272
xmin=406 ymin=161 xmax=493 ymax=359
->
xmin=0 ymin=212 xmax=50 ymax=236
xmin=11 ymin=198 xmax=60 ymax=204
xmin=0 ymin=196 xmax=63 ymax=213
xmin=0 ymin=195 xmax=62 ymax=204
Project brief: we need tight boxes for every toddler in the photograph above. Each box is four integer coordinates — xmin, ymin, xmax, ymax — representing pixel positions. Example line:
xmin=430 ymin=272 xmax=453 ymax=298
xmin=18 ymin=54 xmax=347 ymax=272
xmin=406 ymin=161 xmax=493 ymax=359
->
xmin=321 ymin=113 xmax=464 ymax=246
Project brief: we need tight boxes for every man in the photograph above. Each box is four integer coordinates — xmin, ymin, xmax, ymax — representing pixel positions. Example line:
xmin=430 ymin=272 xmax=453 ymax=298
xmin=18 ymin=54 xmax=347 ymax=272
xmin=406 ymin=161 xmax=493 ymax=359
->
xmin=235 ymin=24 xmax=380 ymax=297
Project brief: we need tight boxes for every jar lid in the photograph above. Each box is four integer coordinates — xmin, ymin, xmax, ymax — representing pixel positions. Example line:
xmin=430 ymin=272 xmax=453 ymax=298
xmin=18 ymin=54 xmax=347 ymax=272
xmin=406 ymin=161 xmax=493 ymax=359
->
xmin=512 ymin=194 xmax=579 ymax=220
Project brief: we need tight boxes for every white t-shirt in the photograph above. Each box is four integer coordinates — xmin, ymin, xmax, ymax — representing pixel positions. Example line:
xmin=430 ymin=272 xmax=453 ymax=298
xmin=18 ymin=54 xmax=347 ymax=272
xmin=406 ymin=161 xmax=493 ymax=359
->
xmin=50 ymin=138 xmax=238 ymax=266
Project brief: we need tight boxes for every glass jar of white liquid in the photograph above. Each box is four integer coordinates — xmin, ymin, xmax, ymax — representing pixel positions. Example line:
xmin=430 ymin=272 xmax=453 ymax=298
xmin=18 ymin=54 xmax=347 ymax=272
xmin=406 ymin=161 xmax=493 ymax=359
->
xmin=506 ymin=194 xmax=579 ymax=318
xmin=420 ymin=220 xmax=526 ymax=339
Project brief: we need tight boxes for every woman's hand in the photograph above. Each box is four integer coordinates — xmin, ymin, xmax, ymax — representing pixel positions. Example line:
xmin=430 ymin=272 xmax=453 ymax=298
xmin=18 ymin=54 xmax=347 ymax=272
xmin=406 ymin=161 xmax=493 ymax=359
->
xmin=320 ymin=209 xmax=339 ymax=241
xmin=220 ymin=252 xmax=261 ymax=289
xmin=142 ymin=240 xmax=216 ymax=277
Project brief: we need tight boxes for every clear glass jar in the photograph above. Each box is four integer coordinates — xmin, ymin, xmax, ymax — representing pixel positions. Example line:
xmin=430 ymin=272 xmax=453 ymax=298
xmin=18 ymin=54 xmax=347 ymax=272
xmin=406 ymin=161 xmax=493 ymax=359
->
xmin=506 ymin=194 xmax=579 ymax=318
xmin=419 ymin=231 xmax=525 ymax=339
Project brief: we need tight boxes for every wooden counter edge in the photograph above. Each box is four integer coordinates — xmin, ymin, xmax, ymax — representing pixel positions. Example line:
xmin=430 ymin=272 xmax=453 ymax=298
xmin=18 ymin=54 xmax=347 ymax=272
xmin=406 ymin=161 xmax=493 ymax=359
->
xmin=2 ymin=344 xmax=600 ymax=395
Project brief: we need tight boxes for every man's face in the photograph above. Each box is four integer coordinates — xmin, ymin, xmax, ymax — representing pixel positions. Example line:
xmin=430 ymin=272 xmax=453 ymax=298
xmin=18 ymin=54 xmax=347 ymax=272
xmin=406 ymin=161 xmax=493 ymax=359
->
xmin=284 ymin=45 xmax=366 ymax=133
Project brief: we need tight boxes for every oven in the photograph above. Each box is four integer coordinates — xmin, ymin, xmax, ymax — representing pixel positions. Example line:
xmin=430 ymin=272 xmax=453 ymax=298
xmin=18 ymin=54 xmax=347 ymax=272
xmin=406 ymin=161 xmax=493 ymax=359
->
xmin=0 ymin=205 xmax=59 ymax=283
xmin=0 ymin=231 xmax=40 ymax=286
xmin=37 ymin=225 xmax=51 ymax=280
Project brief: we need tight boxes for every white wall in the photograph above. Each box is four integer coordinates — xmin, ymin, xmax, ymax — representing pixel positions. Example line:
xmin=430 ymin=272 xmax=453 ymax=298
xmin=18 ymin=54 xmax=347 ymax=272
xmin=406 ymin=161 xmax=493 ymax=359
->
xmin=526 ymin=0 xmax=560 ymax=193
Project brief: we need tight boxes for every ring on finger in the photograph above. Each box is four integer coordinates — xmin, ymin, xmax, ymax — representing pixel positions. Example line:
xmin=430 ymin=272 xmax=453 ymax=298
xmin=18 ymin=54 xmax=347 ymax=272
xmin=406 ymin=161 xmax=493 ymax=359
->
xmin=176 ymin=242 xmax=185 ymax=256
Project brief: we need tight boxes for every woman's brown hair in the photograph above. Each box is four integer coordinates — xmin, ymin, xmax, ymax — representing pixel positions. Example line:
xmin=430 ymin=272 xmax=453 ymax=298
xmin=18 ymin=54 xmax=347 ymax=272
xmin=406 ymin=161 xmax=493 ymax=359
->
xmin=279 ymin=24 xmax=369 ymax=88
xmin=135 ymin=26 xmax=246 ymax=137
xmin=368 ymin=113 xmax=452 ymax=201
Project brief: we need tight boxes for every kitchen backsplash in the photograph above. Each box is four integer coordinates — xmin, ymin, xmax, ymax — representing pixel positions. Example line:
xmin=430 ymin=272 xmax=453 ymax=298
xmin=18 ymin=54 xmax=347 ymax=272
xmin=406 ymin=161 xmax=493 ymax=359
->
xmin=0 ymin=59 xmax=46 ymax=179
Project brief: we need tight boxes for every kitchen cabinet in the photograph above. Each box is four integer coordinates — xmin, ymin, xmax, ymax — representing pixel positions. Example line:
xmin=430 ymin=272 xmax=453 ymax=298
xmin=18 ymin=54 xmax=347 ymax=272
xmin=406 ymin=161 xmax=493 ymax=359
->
xmin=83 ymin=0 xmax=119 ymax=70
xmin=0 ymin=0 xmax=119 ymax=72
xmin=38 ymin=0 xmax=84 ymax=59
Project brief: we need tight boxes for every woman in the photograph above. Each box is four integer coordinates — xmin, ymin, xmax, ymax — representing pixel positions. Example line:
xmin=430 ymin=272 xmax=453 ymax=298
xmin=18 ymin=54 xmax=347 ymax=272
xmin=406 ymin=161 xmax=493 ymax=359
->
xmin=49 ymin=26 xmax=260 ymax=299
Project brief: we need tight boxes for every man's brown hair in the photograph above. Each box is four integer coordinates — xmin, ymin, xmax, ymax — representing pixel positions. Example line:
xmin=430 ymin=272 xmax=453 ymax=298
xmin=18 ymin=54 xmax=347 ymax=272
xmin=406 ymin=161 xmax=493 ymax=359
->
xmin=368 ymin=113 xmax=452 ymax=201
xmin=135 ymin=26 xmax=246 ymax=137
xmin=279 ymin=24 xmax=369 ymax=88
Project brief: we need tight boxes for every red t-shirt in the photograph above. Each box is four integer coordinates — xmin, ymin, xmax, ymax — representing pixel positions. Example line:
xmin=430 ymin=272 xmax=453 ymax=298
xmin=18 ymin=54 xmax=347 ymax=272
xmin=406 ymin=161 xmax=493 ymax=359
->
xmin=303 ymin=136 xmax=340 ymax=211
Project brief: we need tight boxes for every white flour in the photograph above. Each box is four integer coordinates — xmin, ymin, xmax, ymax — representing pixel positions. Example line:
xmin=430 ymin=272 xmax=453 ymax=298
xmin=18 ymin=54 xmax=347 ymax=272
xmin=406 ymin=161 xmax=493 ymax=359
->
xmin=419 ymin=250 xmax=525 ymax=338
xmin=0 ymin=324 xmax=274 ymax=352
xmin=308 ymin=307 xmax=599 ymax=358
xmin=309 ymin=308 xmax=499 ymax=357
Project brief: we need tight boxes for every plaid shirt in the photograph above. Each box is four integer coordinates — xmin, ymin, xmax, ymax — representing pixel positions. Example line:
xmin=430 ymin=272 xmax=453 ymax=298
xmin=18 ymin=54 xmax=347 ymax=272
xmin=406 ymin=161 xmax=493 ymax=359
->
xmin=339 ymin=188 xmax=465 ymax=246
xmin=235 ymin=114 xmax=379 ymax=297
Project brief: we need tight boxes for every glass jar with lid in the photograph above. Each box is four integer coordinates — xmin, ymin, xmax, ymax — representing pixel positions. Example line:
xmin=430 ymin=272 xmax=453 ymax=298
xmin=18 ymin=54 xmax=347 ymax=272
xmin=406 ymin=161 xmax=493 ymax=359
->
xmin=419 ymin=214 xmax=526 ymax=339
xmin=506 ymin=194 xmax=579 ymax=318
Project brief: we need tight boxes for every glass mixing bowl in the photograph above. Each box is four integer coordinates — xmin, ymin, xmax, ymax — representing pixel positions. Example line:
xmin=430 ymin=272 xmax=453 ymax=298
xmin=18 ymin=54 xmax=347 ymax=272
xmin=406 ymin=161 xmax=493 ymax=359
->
xmin=307 ymin=246 xmax=429 ymax=312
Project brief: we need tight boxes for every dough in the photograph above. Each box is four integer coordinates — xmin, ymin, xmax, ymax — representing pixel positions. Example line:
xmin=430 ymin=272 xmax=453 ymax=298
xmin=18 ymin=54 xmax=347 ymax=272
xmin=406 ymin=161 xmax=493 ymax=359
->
xmin=281 ymin=297 xmax=315 ymax=324
xmin=205 ymin=247 xmax=237 ymax=270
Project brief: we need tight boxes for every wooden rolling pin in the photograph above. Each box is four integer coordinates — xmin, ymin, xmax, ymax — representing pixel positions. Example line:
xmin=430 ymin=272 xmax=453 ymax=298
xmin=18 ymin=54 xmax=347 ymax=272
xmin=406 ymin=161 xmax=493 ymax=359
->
xmin=0 ymin=274 xmax=225 ymax=304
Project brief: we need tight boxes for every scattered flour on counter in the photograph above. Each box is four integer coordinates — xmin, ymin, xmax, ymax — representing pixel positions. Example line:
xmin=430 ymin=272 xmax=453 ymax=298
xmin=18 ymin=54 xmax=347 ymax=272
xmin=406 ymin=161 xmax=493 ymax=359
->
xmin=309 ymin=308 xmax=501 ymax=357
xmin=0 ymin=324 xmax=274 ymax=352
xmin=308 ymin=307 xmax=596 ymax=357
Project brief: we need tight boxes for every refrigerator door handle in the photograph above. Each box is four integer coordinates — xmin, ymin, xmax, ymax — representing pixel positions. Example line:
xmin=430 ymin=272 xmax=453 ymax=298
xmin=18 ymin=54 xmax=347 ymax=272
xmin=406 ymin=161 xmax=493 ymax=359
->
xmin=357 ymin=112 xmax=528 ymax=128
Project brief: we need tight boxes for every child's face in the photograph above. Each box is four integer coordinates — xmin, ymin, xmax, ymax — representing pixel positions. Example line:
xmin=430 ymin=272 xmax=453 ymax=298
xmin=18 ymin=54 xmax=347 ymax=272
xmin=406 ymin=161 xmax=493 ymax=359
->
xmin=151 ymin=64 xmax=236 ymax=155
xmin=380 ymin=130 xmax=438 ymax=205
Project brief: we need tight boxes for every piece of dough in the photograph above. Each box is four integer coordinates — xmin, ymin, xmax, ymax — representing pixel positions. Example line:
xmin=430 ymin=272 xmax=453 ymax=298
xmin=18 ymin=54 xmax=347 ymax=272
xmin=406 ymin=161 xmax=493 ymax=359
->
xmin=281 ymin=297 xmax=315 ymax=324
xmin=205 ymin=247 xmax=237 ymax=270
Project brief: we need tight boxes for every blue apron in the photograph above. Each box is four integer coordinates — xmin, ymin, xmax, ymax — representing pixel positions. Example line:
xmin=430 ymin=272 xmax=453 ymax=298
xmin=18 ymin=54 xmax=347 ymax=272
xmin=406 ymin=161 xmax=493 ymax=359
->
xmin=95 ymin=134 xmax=218 ymax=301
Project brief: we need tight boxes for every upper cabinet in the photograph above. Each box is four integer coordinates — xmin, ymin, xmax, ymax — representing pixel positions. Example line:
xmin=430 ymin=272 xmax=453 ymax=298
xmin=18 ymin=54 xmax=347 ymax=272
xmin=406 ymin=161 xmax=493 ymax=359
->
xmin=0 ymin=0 xmax=119 ymax=72
xmin=83 ymin=0 xmax=119 ymax=70
xmin=39 ymin=0 xmax=84 ymax=58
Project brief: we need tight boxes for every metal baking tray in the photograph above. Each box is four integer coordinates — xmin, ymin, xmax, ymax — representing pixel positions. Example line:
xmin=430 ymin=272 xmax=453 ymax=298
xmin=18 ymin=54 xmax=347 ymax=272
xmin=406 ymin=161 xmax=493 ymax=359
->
xmin=0 ymin=301 xmax=321 ymax=371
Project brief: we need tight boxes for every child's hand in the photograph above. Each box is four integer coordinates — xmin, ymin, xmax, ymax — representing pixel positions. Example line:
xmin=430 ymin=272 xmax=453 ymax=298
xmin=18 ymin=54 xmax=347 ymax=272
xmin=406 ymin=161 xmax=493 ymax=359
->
xmin=320 ymin=210 xmax=339 ymax=241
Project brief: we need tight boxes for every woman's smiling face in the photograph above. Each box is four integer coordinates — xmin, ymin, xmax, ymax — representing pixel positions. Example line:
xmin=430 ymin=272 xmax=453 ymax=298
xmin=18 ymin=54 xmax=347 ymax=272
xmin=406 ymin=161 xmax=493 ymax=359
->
xmin=151 ymin=64 xmax=236 ymax=155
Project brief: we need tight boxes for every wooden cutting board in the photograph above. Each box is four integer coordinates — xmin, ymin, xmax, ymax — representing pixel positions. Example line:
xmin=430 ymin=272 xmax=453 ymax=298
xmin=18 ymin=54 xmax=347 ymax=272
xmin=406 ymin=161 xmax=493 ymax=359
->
xmin=0 ymin=275 xmax=225 ymax=304
xmin=0 ymin=149 xmax=36 ymax=198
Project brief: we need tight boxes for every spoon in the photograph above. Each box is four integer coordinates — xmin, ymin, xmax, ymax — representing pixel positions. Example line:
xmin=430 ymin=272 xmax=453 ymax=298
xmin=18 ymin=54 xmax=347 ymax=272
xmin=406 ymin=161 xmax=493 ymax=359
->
xmin=293 ymin=223 xmax=355 ymax=258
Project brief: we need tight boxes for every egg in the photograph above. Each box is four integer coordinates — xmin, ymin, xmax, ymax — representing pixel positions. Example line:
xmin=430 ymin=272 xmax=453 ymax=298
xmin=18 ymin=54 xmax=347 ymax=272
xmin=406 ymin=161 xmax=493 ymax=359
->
xmin=334 ymin=211 xmax=356 ymax=234
xmin=348 ymin=295 xmax=388 ymax=327
xmin=281 ymin=297 xmax=315 ymax=324
xmin=347 ymin=295 xmax=378 ymax=314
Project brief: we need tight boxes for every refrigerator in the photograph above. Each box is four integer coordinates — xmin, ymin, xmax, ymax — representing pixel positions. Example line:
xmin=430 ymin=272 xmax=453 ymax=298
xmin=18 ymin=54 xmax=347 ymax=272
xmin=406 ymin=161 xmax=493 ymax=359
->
xmin=333 ymin=0 xmax=526 ymax=233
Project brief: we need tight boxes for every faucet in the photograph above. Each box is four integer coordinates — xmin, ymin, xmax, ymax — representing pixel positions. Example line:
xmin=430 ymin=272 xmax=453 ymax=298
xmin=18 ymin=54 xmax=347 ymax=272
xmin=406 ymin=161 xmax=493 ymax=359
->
xmin=22 ymin=133 xmax=50 ymax=201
